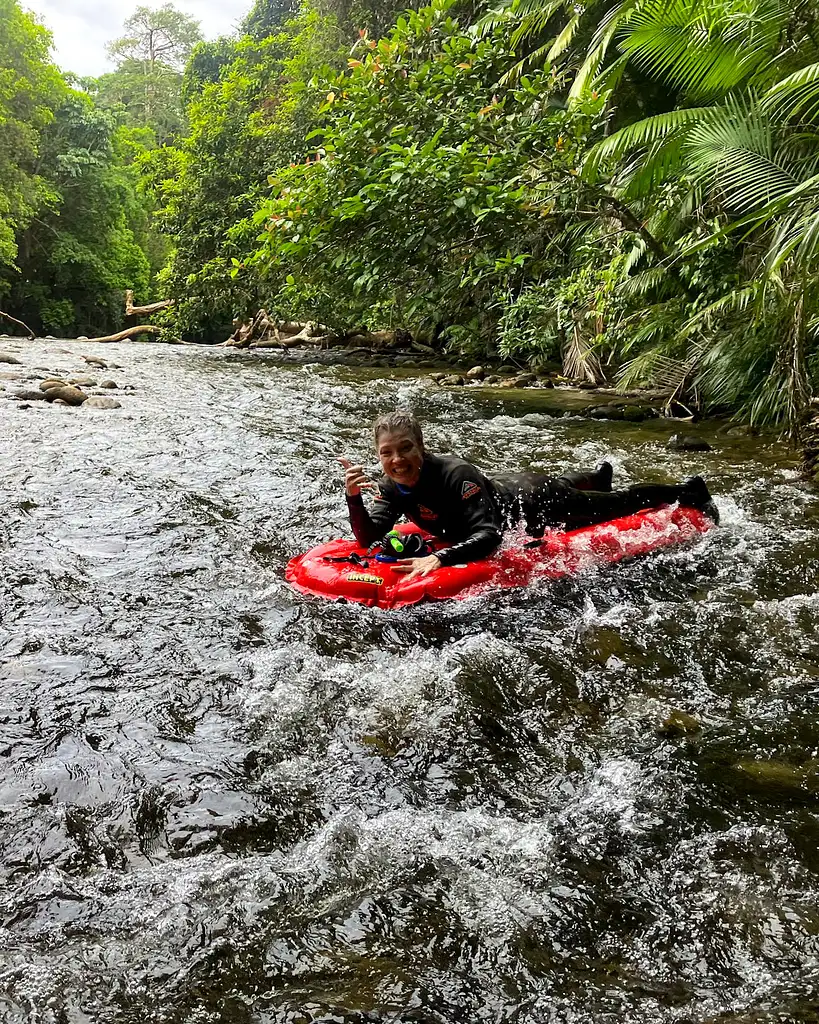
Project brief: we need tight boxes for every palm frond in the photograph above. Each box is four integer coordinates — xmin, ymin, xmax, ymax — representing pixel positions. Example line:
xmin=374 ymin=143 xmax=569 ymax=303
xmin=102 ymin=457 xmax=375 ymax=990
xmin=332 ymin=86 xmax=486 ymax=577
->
xmin=685 ymin=96 xmax=802 ymax=213
xmin=583 ymin=106 xmax=713 ymax=179
xmin=764 ymin=62 xmax=819 ymax=121
xmin=618 ymin=0 xmax=788 ymax=99
xmin=619 ymin=265 xmax=677 ymax=298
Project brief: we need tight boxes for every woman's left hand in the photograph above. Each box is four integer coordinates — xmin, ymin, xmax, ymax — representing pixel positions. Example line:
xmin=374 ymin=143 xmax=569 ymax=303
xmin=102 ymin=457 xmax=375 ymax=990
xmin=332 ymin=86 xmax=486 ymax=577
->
xmin=392 ymin=554 xmax=442 ymax=581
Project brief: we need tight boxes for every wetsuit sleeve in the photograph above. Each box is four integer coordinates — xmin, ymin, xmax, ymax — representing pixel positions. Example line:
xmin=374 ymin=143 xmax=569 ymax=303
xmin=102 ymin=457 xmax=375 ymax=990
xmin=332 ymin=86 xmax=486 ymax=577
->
xmin=435 ymin=467 xmax=502 ymax=566
xmin=346 ymin=487 xmax=400 ymax=548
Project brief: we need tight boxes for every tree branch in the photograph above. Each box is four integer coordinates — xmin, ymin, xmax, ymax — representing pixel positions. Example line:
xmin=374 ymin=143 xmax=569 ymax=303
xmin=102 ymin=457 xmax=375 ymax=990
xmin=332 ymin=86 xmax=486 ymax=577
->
xmin=0 ymin=310 xmax=35 ymax=339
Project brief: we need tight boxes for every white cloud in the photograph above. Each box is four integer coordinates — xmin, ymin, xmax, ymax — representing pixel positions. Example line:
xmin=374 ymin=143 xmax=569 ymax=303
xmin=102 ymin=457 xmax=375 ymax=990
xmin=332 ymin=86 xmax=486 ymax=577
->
xmin=23 ymin=0 xmax=253 ymax=77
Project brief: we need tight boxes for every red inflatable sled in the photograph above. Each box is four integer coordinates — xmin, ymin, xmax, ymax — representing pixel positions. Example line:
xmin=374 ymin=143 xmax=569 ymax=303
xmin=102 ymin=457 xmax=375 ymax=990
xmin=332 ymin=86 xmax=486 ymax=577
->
xmin=286 ymin=504 xmax=715 ymax=610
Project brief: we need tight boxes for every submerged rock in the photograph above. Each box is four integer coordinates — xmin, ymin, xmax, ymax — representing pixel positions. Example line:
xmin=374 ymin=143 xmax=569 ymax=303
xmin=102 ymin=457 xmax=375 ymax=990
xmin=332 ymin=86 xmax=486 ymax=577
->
xmin=99 ymin=380 xmax=118 ymax=389
xmin=668 ymin=433 xmax=713 ymax=452
xmin=440 ymin=374 xmax=464 ymax=386
xmin=657 ymin=710 xmax=702 ymax=738
xmin=67 ymin=375 xmax=98 ymax=387
xmin=0 ymin=352 xmax=22 ymax=364
xmin=732 ymin=758 xmax=819 ymax=794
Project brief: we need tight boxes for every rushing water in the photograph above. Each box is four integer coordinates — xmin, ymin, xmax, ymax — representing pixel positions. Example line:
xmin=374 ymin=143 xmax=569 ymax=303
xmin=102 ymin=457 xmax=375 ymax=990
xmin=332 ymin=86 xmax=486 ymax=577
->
xmin=1 ymin=341 xmax=819 ymax=1024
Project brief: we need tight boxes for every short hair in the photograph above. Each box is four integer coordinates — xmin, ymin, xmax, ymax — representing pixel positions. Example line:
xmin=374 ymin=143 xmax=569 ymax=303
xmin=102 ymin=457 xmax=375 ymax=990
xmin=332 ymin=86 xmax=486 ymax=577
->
xmin=373 ymin=410 xmax=424 ymax=448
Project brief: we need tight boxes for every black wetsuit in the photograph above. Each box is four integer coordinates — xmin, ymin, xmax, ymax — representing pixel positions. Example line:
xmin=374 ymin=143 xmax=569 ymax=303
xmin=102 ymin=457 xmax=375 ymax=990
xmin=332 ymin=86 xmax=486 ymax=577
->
xmin=346 ymin=453 xmax=708 ymax=566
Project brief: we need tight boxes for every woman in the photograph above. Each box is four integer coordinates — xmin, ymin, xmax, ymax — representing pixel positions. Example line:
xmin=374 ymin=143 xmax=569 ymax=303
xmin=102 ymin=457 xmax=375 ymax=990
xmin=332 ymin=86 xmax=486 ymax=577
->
xmin=341 ymin=411 xmax=717 ymax=582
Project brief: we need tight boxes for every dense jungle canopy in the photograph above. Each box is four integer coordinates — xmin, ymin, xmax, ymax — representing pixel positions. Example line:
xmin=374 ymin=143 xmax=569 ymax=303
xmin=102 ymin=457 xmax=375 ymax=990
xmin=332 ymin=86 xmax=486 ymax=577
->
xmin=2 ymin=0 xmax=819 ymax=429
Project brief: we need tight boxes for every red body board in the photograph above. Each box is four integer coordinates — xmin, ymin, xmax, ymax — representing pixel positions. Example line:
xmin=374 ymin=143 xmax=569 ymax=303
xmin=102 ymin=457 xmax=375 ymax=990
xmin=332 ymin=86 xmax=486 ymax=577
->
xmin=286 ymin=505 xmax=714 ymax=610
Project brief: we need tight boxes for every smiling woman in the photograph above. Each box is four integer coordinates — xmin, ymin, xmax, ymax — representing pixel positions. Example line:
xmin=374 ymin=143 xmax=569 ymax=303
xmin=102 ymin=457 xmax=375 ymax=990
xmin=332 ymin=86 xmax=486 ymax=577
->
xmin=341 ymin=409 xmax=719 ymax=580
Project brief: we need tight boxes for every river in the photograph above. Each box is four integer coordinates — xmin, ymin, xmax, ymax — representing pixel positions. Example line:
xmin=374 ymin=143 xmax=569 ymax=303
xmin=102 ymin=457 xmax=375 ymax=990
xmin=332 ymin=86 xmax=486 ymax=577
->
xmin=1 ymin=341 xmax=818 ymax=1024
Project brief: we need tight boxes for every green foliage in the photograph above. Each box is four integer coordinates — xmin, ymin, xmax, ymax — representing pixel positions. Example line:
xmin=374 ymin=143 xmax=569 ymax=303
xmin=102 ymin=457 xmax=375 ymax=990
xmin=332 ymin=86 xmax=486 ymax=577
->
xmin=251 ymin=0 xmax=606 ymax=354
xmin=144 ymin=7 xmax=346 ymax=340
xmin=0 ymin=0 xmax=65 ymax=273
xmin=242 ymin=0 xmax=301 ymax=39
xmin=107 ymin=4 xmax=202 ymax=71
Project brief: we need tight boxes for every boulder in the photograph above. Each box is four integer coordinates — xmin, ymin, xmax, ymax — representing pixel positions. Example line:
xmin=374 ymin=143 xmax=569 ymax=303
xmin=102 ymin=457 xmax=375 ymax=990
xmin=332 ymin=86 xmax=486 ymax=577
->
xmin=0 ymin=352 xmax=22 ymax=365
xmin=83 ymin=396 xmax=122 ymax=410
xmin=497 ymin=365 xmax=517 ymax=375
xmin=484 ymin=375 xmax=500 ymax=385
xmin=667 ymin=433 xmax=712 ymax=452
xmin=99 ymin=380 xmax=118 ymax=389
xmin=0 ymin=371 xmax=22 ymax=380
xmin=67 ymin=375 xmax=98 ymax=387
xmin=440 ymin=375 xmax=465 ymax=386
xmin=45 ymin=385 xmax=87 ymax=406
xmin=82 ymin=356 xmax=108 ymax=368
xmin=466 ymin=365 xmax=485 ymax=380
xmin=431 ymin=372 xmax=448 ymax=382
xmin=39 ymin=379 xmax=66 ymax=392
xmin=512 ymin=372 xmax=537 ymax=387
xmin=724 ymin=424 xmax=758 ymax=438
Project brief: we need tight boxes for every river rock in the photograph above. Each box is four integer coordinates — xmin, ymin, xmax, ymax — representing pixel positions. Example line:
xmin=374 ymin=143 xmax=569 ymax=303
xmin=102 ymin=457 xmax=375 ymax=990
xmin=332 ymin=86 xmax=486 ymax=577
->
xmin=668 ymin=433 xmax=712 ymax=451
xmin=98 ymin=380 xmax=118 ymax=389
xmin=67 ymin=375 xmax=98 ymax=387
xmin=657 ymin=710 xmax=702 ymax=738
xmin=497 ymin=365 xmax=517 ymax=375
xmin=513 ymin=372 xmax=537 ymax=387
xmin=0 ymin=352 xmax=22 ymax=364
xmin=484 ymin=375 xmax=500 ymax=385
xmin=622 ymin=405 xmax=655 ymax=422
xmin=9 ymin=390 xmax=47 ymax=401
xmin=83 ymin=396 xmax=122 ymax=409
xmin=466 ymin=365 xmax=485 ymax=380
xmin=82 ymin=356 xmax=108 ymax=368
xmin=39 ymin=379 xmax=66 ymax=391
xmin=45 ymin=386 xmax=87 ymax=406
xmin=724 ymin=424 xmax=758 ymax=438
xmin=0 ymin=371 xmax=22 ymax=380
xmin=440 ymin=374 xmax=464 ymax=386
xmin=732 ymin=758 xmax=819 ymax=793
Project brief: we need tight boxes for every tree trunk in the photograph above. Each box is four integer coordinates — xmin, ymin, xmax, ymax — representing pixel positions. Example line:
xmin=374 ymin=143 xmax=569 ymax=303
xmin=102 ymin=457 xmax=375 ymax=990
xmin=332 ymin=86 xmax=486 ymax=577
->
xmin=125 ymin=289 xmax=173 ymax=317
xmin=78 ymin=325 xmax=162 ymax=343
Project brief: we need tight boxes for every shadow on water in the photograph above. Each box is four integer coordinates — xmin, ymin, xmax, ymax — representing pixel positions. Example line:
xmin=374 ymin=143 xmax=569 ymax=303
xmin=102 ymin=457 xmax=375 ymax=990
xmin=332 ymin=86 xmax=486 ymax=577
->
xmin=1 ymin=342 xmax=819 ymax=1023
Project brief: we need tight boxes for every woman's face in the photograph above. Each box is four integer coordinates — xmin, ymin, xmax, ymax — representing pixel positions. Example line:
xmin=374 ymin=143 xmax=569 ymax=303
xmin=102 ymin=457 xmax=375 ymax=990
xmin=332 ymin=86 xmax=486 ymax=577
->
xmin=376 ymin=430 xmax=424 ymax=487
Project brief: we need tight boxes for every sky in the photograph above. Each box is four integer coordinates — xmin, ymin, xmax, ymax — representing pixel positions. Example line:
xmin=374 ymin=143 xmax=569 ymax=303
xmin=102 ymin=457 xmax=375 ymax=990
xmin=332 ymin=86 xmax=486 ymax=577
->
xmin=23 ymin=0 xmax=253 ymax=77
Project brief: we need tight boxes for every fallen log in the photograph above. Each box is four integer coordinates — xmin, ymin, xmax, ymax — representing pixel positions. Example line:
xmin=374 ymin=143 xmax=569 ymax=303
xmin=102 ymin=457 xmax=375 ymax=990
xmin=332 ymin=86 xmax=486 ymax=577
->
xmin=77 ymin=325 xmax=162 ymax=343
xmin=0 ymin=310 xmax=35 ymax=339
xmin=125 ymin=289 xmax=173 ymax=317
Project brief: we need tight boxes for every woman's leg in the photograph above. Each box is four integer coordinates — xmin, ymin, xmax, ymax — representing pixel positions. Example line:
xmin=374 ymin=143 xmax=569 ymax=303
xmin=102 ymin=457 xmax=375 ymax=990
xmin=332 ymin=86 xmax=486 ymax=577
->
xmin=538 ymin=476 xmax=719 ymax=531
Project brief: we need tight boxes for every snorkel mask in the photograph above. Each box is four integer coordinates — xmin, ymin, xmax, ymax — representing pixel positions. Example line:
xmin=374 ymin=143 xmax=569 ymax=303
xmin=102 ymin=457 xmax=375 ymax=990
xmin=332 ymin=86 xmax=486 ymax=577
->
xmin=376 ymin=530 xmax=430 ymax=560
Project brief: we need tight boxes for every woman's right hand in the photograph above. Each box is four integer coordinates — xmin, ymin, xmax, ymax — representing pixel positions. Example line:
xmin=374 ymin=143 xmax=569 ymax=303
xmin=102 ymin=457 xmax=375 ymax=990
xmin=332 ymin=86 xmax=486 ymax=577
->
xmin=337 ymin=457 xmax=374 ymax=497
